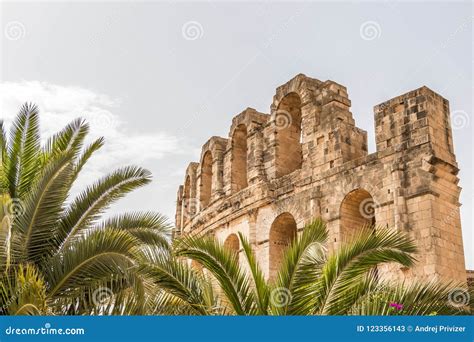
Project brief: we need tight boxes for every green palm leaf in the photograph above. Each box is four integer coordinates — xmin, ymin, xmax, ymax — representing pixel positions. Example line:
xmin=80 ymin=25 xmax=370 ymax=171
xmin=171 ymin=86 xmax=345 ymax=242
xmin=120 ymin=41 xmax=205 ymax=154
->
xmin=315 ymin=226 xmax=417 ymax=315
xmin=175 ymin=235 xmax=255 ymax=315
xmin=14 ymin=153 xmax=73 ymax=264
xmin=71 ymin=137 xmax=104 ymax=182
xmin=139 ymin=248 xmax=217 ymax=315
xmin=57 ymin=166 xmax=152 ymax=249
xmin=238 ymin=232 xmax=270 ymax=314
xmin=46 ymin=228 xmax=141 ymax=299
xmin=6 ymin=103 xmax=41 ymax=199
xmin=349 ymin=281 xmax=471 ymax=315
xmin=42 ymin=118 xmax=89 ymax=163
xmin=62 ymin=272 xmax=150 ymax=315
xmin=273 ymin=219 xmax=327 ymax=315
xmin=95 ymin=212 xmax=171 ymax=249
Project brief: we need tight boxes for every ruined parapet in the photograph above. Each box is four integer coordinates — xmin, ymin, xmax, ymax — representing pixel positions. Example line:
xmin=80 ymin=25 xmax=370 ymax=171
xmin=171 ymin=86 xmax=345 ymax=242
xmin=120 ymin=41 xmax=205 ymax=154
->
xmin=374 ymin=87 xmax=464 ymax=281
xmin=198 ymin=136 xmax=228 ymax=207
xmin=223 ymin=108 xmax=269 ymax=195
xmin=262 ymin=74 xmax=368 ymax=181
xmin=375 ymin=86 xmax=456 ymax=165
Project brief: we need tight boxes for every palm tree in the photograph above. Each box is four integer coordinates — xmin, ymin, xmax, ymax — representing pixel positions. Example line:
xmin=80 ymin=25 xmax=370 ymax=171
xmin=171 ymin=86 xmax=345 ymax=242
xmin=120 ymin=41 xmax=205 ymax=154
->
xmin=0 ymin=103 xmax=171 ymax=315
xmin=143 ymin=219 xmax=471 ymax=315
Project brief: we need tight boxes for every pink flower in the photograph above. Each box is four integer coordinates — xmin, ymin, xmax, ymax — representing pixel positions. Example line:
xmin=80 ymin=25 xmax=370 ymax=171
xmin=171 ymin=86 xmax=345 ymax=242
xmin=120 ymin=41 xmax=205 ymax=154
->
xmin=389 ymin=302 xmax=403 ymax=310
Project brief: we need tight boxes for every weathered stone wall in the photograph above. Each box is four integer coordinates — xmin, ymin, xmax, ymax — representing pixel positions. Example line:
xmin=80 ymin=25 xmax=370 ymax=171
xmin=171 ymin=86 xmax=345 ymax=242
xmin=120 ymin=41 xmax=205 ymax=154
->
xmin=175 ymin=74 xmax=467 ymax=284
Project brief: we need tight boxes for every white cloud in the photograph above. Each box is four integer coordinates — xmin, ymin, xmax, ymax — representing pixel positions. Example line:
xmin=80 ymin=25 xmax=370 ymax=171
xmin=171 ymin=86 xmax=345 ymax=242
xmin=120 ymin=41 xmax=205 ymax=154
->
xmin=0 ymin=80 xmax=185 ymax=190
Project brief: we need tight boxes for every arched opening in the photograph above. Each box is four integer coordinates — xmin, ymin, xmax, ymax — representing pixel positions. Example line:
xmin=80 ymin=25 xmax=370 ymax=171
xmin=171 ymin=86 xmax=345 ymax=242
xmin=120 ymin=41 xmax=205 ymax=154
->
xmin=231 ymin=124 xmax=248 ymax=193
xmin=269 ymin=213 xmax=297 ymax=281
xmin=275 ymin=92 xmax=303 ymax=178
xmin=340 ymin=189 xmax=376 ymax=242
xmin=224 ymin=233 xmax=240 ymax=261
xmin=200 ymin=151 xmax=213 ymax=207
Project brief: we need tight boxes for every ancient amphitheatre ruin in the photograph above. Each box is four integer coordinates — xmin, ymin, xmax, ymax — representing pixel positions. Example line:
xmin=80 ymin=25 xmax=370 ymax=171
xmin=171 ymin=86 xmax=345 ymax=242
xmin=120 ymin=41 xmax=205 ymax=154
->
xmin=175 ymin=73 xmax=467 ymax=284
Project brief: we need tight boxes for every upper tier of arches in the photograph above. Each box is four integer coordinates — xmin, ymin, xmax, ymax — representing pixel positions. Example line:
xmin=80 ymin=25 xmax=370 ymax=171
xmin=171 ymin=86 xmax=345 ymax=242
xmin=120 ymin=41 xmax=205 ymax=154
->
xmin=177 ymin=74 xmax=368 ymax=229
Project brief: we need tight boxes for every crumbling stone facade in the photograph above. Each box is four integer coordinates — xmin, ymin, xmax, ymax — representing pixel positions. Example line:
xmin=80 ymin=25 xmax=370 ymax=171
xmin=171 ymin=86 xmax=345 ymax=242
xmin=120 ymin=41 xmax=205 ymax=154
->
xmin=175 ymin=74 xmax=467 ymax=283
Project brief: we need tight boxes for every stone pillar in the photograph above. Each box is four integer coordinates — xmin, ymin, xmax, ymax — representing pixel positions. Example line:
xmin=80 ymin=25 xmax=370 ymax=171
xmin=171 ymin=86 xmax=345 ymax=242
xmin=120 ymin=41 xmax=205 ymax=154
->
xmin=248 ymin=209 xmax=258 ymax=247
xmin=222 ymin=146 xmax=232 ymax=196
xmin=174 ymin=185 xmax=183 ymax=237
xmin=211 ymin=149 xmax=225 ymax=200
xmin=391 ymin=160 xmax=409 ymax=231
xmin=247 ymin=122 xmax=266 ymax=185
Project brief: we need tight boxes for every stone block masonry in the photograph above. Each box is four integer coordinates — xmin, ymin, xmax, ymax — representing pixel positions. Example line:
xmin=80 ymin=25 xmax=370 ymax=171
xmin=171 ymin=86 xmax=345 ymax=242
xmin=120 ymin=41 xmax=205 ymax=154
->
xmin=175 ymin=74 xmax=467 ymax=283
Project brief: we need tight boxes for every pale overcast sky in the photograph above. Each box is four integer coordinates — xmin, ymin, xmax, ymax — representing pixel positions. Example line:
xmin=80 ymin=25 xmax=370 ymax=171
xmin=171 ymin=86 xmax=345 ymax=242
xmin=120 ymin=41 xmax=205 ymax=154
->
xmin=1 ymin=1 xmax=472 ymax=268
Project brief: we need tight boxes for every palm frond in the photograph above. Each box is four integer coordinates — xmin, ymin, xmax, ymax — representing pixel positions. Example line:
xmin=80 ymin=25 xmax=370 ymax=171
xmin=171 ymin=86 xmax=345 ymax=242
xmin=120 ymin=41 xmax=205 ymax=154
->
xmin=6 ymin=103 xmax=41 ymax=199
xmin=238 ymin=232 xmax=270 ymax=315
xmin=71 ymin=137 xmax=104 ymax=182
xmin=59 ymin=271 xmax=151 ymax=315
xmin=139 ymin=248 xmax=218 ymax=315
xmin=95 ymin=212 xmax=171 ymax=249
xmin=42 ymin=118 xmax=89 ymax=164
xmin=45 ymin=228 xmax=141 ymax=299
xmin=14 ymin=153 xmax=73 ymax=264
xmin=273 ymin=219 xmax=327 ymax=315
xmin=174 ymin=235 xmax=255 ymax=315
xmin=349 ymin=281 xmax=471 ymax=315
xmin=57 ymin=166 xmax=152 ymax=249
xmin=315 ymin=226 xmax=417 ymax=315
xmin=152 ymin=289 xmax=225 ymax=315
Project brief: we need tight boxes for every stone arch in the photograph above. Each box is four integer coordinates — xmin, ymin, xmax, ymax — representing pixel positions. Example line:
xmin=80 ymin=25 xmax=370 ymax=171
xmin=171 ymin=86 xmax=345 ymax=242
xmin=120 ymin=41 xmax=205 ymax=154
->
xmin=231 ymin=124 xmax=248 ymax=193
xmin=339 ymin=189 xmax=376 ymax=242
xmin=269 ymin=212 xmax=297 ymax=281
xmin=200 ymin=151 xmax=213 ymax=207
xmin=275 ymin=92 xmax=303 ymax=178
xmin=224 ymin=233 xmax=240 ymax=261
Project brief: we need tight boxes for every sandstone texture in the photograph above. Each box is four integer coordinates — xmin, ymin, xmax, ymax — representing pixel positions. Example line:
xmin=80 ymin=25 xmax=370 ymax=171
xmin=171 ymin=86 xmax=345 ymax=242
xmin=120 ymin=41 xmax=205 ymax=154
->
xmin=175 ymin=74 xmax=467 ymax=283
